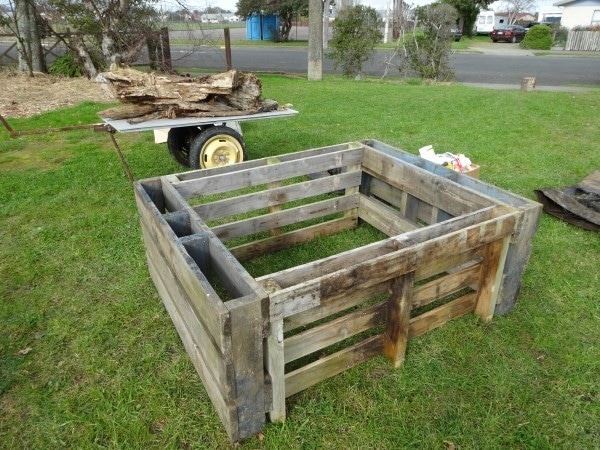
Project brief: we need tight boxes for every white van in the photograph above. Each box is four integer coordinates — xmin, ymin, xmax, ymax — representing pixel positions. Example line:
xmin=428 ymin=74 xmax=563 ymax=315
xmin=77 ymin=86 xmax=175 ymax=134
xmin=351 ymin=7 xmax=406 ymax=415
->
xmin=475 ymin=11 xmax=508 ymax=35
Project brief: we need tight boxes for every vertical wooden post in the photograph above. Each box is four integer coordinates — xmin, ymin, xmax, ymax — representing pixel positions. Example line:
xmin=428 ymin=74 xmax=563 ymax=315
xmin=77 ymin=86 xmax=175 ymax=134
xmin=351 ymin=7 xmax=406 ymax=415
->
xmin=228 ymin=297 xmax=266 ymax=440
xmin=267 ymin=157 xmax=282 ymax=236
xmin=474 ymin=236 xmax=511 ymax=322
xmin=266 ymin=319 xmax=286 ymax=422
xmin=224 ymin=27 xmax=232 ymax=71
xmin=384 ymin=272 xmax=415 ymax=368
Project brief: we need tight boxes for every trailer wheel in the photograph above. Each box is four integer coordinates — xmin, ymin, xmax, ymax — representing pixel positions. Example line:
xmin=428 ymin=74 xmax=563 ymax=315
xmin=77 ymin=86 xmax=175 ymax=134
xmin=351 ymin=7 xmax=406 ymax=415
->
xmin=189 ymin=126 xmax=247 ymax=169
xmin=167 ymin=127 xmax=201 ymax=167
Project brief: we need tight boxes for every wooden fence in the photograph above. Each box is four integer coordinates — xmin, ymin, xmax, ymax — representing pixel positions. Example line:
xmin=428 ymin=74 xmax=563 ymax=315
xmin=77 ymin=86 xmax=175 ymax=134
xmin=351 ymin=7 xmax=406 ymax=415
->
xmin=565 ymin=30 xmax=600 ymax=52
xmin=0 ymin=32 xmax=69 ymax=67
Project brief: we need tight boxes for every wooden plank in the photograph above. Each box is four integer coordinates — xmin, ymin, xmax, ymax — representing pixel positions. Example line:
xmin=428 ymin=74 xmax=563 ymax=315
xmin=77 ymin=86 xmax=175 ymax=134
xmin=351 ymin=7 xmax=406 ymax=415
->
xmin=413 ymin=262 xmax=481 ymax=308
xmin=362 ymin=146 xmax=494 ymax=216
xmin=474 ymin=236 xmax=511 ymax=322
xmin=207 ymin=234 xmax=264 ymax=299
xmin=174 ymin=147 xmax=365 ymax=198
xmin=343 ymin=163 xmax=361 ymax=219
xmin=134 ymin=183 xmax=230 ymax=349
xmin=193 ymin=170 xmax=362 ymax=221
xmin=270 ymin=210 xmax=516 ymax=322
xmin=284 ymin=301 xmax=386 ymax=364
xmin=160 ymin=175 xmax=191 ymax=213
xmin=283 ymin=283 xmax=387 ymax=332
xmin=358 ymin=193 xmax=418 ymax=235
xmin=175 ymin=143 xmax=355 ymax=182
xmin=285 ymin=334 xmax=383 ymax=397
xmin=211 ymin=193 xmax=360 ymax=242
xmin=227 ymin=295 xmax=267 ymax=440
xmin=230 ymin=216 xmax=358 ymax=262
xmin=262 ymin=206 xmax=501 ymax=290
xmin=383 ymin=273 xmax=415 ymax=368
xmin=360 ymin=139 xmax=542 ymax=315
xmin=269 ymin=280 xmax=322 ymax=322
xmin=408 ymin=292 xmax=477 ymax=338
xmin=145 ymin=247 xmax=237 ymax=439
xmin=266 ymin=319 xmax=286 ymax=422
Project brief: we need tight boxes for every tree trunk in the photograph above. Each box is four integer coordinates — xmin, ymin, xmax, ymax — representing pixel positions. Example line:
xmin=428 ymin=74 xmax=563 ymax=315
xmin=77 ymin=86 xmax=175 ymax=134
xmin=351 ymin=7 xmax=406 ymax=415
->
xmin=15 ymin=0 xmax=47 ymax=74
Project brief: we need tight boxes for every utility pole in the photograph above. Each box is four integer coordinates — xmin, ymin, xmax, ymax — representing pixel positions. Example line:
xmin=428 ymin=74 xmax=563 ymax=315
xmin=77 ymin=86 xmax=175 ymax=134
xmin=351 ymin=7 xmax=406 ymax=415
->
xmin=307 ymin=0 xmax=322 ymax=80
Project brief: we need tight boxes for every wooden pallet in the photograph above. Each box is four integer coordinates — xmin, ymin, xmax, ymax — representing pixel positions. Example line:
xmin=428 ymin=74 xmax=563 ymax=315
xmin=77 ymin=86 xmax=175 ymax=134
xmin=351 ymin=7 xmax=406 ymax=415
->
xmin=133 ymin=141 xmax=541 ymax=441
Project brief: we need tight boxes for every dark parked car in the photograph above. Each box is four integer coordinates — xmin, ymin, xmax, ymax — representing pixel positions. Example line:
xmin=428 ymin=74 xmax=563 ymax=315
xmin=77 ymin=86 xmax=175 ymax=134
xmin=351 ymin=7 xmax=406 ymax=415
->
xmin=524 ymin=21 xmax=553 ymax=32
xmin=450 ymin=28 xmax=462 ymax=41
xmin=490 ymin=24 xmax=527 ymax=43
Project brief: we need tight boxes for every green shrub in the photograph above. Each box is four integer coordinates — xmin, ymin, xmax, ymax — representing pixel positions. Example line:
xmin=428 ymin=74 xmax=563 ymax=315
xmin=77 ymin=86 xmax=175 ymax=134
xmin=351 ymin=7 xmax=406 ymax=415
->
xmin=49 ymin=52 xmax=84 ymax=77
xmin=521 ymin=25 xmax=553 ymax=50
xmin=327 ymin=5 xmax=383 ymax=78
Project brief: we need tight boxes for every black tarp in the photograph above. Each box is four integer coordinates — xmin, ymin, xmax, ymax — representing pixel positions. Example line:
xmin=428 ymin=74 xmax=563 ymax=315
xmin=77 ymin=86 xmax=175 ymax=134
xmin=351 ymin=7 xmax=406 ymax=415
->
xmin=534 ymin=170 xmax=600 ymax=232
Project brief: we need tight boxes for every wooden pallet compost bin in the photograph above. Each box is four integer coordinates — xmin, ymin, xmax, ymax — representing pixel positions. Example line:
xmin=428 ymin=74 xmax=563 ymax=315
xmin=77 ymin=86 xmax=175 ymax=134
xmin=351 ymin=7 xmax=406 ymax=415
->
xmin=133 ymin=140 xmax=541 ymax=442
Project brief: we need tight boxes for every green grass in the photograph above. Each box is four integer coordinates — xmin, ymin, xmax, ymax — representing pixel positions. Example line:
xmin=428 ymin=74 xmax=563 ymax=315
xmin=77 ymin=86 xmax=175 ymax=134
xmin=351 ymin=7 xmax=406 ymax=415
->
xmin=1 ymin=76 xmax=599 ymax=449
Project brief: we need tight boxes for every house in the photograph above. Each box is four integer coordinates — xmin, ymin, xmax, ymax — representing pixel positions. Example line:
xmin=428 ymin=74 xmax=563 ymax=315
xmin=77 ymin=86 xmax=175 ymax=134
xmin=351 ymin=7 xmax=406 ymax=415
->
xmin=553 ymin=0 xmax=600 ymax=28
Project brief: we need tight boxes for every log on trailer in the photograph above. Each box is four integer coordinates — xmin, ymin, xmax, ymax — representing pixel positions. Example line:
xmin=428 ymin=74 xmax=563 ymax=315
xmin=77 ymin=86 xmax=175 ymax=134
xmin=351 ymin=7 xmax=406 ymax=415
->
xmin=98 ymin=67 xmax=281 ymax=123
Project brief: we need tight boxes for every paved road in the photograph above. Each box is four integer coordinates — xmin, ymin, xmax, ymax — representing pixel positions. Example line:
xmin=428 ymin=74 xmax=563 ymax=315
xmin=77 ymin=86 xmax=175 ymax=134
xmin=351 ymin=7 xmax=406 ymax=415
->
xmin=2 ymin=27 xmax=599 ymax=88
xmin=169 ymin=44 xmax=600 ymax=88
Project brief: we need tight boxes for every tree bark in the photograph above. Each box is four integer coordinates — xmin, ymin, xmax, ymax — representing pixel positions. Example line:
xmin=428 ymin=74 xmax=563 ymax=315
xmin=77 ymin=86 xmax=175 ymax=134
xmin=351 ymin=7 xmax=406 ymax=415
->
xmin=15 ymin=0 xmax=47 ymax=74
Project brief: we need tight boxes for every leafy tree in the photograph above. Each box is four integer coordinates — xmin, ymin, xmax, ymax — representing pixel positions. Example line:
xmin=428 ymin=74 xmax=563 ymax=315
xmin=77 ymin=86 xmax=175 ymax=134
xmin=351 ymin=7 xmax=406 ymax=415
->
xmin=47 ymin=0 xmax=158 ymax=77
xmin=327 ymin=5 xmax=382 ymax=78
xmin=397 ymin=3 xmax=457 ymax=81
xmin=442 ymin=0 xmax=490 ymax=37
xmin=236 ymin=0 xmax=308 ymax=42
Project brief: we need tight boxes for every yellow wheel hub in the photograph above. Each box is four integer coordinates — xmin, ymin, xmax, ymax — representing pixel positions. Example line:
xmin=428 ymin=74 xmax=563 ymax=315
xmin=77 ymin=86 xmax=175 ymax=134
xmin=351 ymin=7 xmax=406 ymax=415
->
xmin=200 ymin=134 xmax=244 ymax=168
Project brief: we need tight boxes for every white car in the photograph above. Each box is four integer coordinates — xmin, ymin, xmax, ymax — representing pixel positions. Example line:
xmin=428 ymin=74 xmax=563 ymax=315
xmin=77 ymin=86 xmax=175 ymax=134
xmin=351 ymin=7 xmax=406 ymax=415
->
xmin=228 ymin=16 xmax=240 ymax=22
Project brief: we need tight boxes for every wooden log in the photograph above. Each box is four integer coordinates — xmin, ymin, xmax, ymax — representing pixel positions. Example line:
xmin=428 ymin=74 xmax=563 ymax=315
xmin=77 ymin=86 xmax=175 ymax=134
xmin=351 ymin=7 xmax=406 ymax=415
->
xmin=99 ymin=68 xmax=280 ymax=122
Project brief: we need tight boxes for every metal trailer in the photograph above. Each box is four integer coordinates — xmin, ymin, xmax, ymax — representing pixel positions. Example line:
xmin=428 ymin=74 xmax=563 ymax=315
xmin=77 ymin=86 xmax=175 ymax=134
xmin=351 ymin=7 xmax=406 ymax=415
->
xmin=100 ymin=108 xmax=299 ymax=170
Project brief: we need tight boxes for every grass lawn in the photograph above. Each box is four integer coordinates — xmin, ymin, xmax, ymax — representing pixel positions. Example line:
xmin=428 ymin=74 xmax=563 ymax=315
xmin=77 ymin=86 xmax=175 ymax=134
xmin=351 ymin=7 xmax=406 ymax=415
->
xmin=1 ymin=76 xmax=599 ymax=449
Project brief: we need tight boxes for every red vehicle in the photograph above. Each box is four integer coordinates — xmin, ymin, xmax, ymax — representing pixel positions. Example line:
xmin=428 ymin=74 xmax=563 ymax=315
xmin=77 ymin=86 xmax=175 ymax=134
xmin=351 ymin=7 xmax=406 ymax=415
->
xmin=490 ymin=24 xmax=527 ymax=43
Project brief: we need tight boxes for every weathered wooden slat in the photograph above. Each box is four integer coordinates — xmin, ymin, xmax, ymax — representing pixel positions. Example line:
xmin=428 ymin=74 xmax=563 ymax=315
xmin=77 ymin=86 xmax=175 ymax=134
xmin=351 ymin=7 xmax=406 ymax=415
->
xmin=175 ymin=143 xmax=356 ymax=182
xmin=362 ymin=147 xmax=494 ymax=216
xmin=193 ymin=170 xmax=362 ymax=221
xmin=145 ymin=245 xmax=237 ymax=438
xmin=267 ymin=210 xmax=517 ymax=321
xmin=358 ymin=193 xmax=419 ymax=235
xmin=283 ymin=256 xmax=482 ymax=334
xmin=412 ymin=262 xmax=481 ymax=308
xmin=409 ymin=292 xmax=477 ymax=338
xmin=383 ymin=273 xmax=415 ymax=368
xmin=226 ymin=295 xmax=267 ymax=440
xmin=211 ymin=193 xmax=360 ymax=242
xmin=266 ymin=318 xmax=286 ymax=422
xmin=134 ymin=183 xmax=230 ymax=349
xmin=284 ymin=301 xmax=386 ymax=364
xmin=474 ymin=236 xmax=511 ymax=322
xmin=160 ymin=175 xmax=191 ymax=213
xmin=262 ymin=206 xmax=502 ymax=290
xmin=207 ymin=234 xmax=266 ymax=299
xmin=230 ymin=217 xmax=357 ymax=262
xmin=144 ymin=231 xmax=229 ymax=388
xmin=283 ymin=283 xmax=387 ymax=332
xmin=284 ymin=334 xmax=383 ymax=397
xmin=360 ymin=139 xmax=542 ymax=315
xmin=174 ymin=147 xmax=365 ymax=199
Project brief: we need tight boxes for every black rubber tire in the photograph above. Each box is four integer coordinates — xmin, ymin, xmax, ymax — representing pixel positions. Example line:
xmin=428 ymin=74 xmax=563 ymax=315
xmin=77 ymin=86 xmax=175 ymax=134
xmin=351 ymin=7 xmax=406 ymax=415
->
xmin=166 ymin=127 xmax=201 ymax=167
xmin=188 ymin=126 xmax=247 ymax=170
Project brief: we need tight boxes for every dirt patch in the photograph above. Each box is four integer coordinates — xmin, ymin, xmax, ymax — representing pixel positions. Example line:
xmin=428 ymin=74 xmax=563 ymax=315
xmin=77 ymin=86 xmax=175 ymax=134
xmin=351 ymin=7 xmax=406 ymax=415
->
xmin=0 ymin=72 xmax=115 ymax=118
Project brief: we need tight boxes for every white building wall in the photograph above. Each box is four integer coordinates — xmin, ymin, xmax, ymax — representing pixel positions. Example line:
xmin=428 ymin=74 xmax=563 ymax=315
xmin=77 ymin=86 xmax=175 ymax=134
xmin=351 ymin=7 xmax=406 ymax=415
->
xmin=561 ymin=5 xmax=600 ymax=27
